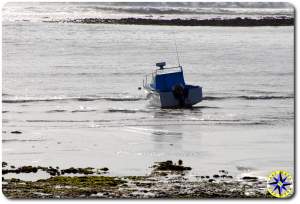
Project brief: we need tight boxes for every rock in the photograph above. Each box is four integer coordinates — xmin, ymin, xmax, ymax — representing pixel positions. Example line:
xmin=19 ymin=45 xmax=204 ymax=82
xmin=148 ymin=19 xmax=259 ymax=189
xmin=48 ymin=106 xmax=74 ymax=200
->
xmin=100 ymin=167 xmax=109 ymax=172
xmin=208 ymin=179 xmax=215 ymax=182
xmin=47 ymin=167 xmax=59 ymax=176
xmin=61 ymin=167 xmax=78 ymax=174
xmin=19 ymin=166 xmax=38 ymax=173
xmin=2 ymin=169 xmax=10 ymax=175
xmin=152 ymin=160 xmax=192 ymax=172
xmin=48 ymin=170 xmax=58 ymax=176
xmin=78 ymin=168 xmax=94 ymax=175
xmin=11 ymin=131 xmax=22 ymax=134
xmin=2 ymin=162 xmax=8 ymax=167
xmin=3 ymin=165 xmax=39 ymax=174
xmin=242 ymin=176 xmax=258 ymax=181
xmin=59 ymin=167 xmax=94 ymax=175
xmin=178 ymin=160 xmax=183 ymax=166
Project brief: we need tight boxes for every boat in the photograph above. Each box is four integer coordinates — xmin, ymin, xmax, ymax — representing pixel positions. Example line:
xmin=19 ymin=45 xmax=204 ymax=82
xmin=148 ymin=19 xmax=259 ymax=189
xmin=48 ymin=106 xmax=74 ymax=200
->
xmin=143 ymin=62 xmax=203 ymax=108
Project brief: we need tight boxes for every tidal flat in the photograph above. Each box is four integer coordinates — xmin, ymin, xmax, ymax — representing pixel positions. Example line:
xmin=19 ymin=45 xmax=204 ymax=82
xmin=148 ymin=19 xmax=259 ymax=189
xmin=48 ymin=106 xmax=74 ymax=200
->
xmin=2 ymin=160 xmax=275 ymax=199
xmin=2 ymin=2 xmax=294 ymax=199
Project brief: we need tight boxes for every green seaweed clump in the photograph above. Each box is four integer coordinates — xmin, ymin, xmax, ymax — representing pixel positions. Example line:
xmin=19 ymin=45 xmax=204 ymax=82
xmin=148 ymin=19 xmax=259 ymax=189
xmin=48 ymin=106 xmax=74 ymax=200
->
xmin=3 ymin=176 xmax=127 ymax=199
xmin=44 ymin=176 xmax=126 ymax=187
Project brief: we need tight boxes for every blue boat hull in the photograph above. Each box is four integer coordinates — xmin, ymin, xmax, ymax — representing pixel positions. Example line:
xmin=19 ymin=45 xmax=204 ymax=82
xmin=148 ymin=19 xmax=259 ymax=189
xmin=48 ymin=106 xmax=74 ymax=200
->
xmin=145 ymin=85 xmax=202 ymax=108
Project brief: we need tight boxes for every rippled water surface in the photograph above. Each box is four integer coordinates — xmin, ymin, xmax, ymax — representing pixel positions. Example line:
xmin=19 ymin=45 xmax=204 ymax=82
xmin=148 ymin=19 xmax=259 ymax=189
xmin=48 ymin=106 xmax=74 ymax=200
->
xmin=2 ymin=3 xmax=294 ymax=178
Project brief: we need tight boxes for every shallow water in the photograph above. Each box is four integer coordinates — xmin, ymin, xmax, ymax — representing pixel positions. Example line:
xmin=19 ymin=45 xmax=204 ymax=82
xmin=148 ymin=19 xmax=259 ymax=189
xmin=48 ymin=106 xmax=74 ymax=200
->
xmin=2 ymin=4 xmax=294 ymax=179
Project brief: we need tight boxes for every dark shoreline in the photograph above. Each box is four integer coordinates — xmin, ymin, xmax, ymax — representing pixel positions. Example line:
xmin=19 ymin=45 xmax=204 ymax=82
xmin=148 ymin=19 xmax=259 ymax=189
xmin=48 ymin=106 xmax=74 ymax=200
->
xmin=1 ymin=160 xmax=280 ymax=199
xmin=53 ymin=17 xmax=294 ymax=26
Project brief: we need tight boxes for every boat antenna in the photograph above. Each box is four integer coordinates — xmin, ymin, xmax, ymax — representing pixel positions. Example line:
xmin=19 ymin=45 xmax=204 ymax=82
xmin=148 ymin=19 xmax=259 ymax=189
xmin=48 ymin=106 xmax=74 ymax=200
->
xmin=174 ymin=39 xmax=181 ymax=67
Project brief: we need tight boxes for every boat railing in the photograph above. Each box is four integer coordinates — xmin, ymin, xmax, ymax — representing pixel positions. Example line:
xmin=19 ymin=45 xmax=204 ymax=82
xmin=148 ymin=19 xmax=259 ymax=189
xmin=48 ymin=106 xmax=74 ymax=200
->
xmin=143 ymin=72 xmax=154 ymax=88
xmin=156 ymin=65 xmax=182 ymax=70
xmin=155 ymin=65 xmax=183 ymax=75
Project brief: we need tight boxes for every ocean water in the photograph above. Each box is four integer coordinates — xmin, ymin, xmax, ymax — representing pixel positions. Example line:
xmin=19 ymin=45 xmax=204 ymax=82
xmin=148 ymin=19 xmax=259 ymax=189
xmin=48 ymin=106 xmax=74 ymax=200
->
xmin=2 ymin=3 xmax=294 ymax=179
xmin=2 ymin=2 xmax=294 ymax=22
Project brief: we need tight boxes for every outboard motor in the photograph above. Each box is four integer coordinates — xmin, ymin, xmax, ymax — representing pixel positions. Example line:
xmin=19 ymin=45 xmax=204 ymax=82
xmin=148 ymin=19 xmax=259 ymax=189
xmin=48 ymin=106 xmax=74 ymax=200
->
xmin=172 ymin=84 xmax=185 ymax=107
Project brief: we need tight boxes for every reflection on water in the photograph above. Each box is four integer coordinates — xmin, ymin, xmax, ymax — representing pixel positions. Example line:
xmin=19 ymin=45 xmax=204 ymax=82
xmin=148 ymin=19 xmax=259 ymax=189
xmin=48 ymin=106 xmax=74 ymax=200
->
xmin=151 ymin=128 xmax=183 ymax=149
xmin=151 ymin=109 xmax=185 ymax=150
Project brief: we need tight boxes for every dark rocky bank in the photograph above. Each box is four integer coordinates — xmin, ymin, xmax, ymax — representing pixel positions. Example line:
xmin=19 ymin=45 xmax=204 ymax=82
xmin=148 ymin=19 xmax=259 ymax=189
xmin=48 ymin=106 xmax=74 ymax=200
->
xmin=50 ymin=17 xmax=294 ymax=26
